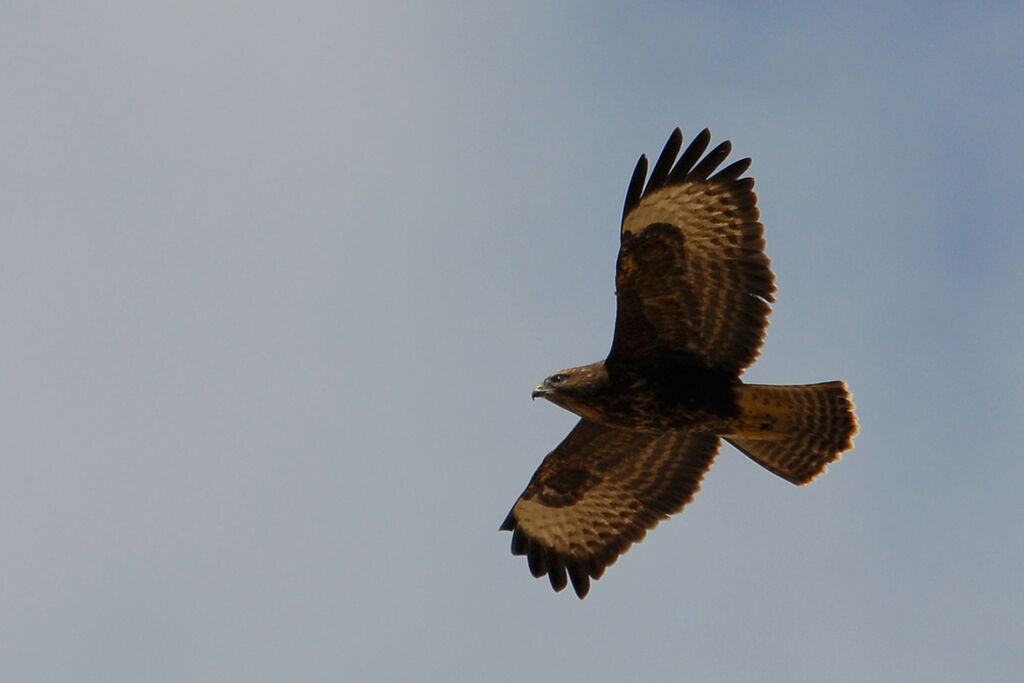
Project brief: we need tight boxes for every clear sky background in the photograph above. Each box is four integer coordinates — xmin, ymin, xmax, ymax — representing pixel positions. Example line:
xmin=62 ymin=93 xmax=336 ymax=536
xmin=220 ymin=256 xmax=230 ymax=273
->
xmin=3 ymin=2 xmax=1022 ymax=681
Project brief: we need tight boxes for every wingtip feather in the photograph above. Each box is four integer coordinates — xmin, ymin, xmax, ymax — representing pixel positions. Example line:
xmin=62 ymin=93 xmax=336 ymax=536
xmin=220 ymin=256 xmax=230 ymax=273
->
xmin=499 ymin=509 xmax=516 ymax=531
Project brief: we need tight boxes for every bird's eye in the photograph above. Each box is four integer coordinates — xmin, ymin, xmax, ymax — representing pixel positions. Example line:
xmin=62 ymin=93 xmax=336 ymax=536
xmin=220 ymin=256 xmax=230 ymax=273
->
xmin=550 ymin=373 xmax=567 ymax=385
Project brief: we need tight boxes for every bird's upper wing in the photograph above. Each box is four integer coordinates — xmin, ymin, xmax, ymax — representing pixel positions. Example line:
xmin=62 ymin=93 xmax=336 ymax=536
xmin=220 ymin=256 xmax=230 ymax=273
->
xmin=609 ymin=128 xmax=775 ymax=375
xmin=501 ymin=419 xmax=720 ymax=598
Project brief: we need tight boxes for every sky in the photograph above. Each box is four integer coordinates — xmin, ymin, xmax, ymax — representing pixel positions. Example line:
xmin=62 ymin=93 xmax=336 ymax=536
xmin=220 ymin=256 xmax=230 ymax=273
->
xmin=3 ymin=2 xmax=1022 ymax=681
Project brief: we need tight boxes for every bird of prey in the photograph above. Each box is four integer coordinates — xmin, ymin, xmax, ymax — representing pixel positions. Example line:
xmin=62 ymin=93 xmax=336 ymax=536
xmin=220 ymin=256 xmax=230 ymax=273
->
xmin=501 ymin=128 xmax=858 ymax=598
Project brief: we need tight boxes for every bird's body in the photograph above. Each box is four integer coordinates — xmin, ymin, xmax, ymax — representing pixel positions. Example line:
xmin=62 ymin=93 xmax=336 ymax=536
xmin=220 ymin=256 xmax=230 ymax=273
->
xmin=532 ymin=357 xmax=740 ymax=434
xmin=502 ymin=128 xmax=858 ymax=598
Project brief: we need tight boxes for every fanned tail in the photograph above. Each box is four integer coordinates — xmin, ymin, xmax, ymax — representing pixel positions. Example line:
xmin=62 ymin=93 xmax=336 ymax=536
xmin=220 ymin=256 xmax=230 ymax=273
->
xmin=726 ymin=381 xmax=857 ymax=485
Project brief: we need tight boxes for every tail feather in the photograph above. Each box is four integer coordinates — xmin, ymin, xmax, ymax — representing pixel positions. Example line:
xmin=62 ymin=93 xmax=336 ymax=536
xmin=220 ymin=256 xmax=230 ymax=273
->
xmin=726 ymin=381 xmax=857 ymax=485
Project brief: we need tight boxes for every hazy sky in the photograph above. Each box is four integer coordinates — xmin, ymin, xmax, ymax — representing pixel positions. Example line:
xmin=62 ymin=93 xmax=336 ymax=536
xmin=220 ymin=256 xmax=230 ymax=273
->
xmin=3 ymin=2 xmax=1022 ymax=681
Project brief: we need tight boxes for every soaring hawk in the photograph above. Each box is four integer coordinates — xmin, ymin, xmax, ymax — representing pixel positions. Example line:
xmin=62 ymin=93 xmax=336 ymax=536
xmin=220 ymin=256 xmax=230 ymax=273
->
xmin=501 ymin=128 xmax=857 ymax=598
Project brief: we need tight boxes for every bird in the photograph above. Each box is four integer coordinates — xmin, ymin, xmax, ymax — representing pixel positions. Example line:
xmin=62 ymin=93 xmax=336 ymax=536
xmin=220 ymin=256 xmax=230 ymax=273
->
xmin=500 ymin=127 xmax=858 ymax=599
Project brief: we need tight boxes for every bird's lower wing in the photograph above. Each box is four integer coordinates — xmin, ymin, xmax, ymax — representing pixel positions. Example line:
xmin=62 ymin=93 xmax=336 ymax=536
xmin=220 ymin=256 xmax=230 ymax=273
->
xmin=501 ymin=420 xmax=720 ymax=598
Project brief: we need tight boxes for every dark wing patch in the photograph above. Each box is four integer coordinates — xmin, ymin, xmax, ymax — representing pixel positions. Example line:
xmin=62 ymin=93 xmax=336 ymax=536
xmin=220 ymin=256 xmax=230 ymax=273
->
xmin=611 ymin=128 xmax=775 ymax=375
xmin=501 ymin=420 xmax=720 ymax=598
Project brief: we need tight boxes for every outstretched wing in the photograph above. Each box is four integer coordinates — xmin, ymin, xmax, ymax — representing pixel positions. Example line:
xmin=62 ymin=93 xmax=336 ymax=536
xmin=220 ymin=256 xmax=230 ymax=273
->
xmin=500 ymin=420 xmax=720 ymax=598
xmin=610 ymin=128 xmax=775 ymax=375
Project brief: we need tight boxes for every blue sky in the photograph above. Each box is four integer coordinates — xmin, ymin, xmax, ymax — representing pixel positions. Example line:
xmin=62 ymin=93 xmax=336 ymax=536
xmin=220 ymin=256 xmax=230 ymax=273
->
xmin=3 ymin=2 xmax=1022 ymax=681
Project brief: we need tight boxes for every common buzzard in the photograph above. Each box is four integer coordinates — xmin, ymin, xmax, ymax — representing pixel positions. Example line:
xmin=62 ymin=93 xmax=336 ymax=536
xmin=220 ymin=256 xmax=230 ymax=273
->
xmin=501 ymin=128 xmax=858 ymax=598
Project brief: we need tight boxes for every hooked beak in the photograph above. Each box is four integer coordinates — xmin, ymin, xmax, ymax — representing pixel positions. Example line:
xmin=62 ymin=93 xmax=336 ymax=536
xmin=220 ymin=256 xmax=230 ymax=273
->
xmin=531 ymin=385 xmax=547 ymax=400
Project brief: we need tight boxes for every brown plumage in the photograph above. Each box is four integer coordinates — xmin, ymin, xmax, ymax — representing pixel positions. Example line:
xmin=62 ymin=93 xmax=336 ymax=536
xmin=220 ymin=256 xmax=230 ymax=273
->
xmin=502 ymin=128 xmax=858 ymax=598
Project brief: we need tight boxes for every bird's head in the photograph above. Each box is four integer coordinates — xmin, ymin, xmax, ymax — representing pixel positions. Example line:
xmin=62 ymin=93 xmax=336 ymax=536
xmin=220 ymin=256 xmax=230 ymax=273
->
xmin=532 ymin=362 xmax=609 ymax=415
